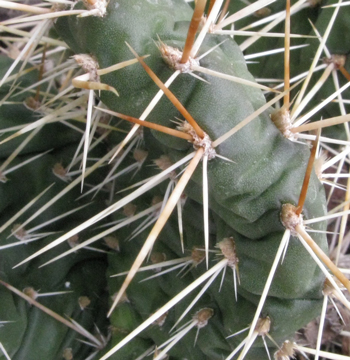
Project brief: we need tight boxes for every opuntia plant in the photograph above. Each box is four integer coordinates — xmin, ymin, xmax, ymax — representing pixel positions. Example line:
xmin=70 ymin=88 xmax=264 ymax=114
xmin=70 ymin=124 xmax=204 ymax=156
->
xmin=0 ymin=0 xmax=349 ymax=360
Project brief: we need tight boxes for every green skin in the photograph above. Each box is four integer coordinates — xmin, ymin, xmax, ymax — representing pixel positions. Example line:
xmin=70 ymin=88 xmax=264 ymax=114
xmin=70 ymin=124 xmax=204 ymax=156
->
xmin=54 ymin=0 xmax=329 ymax=358
xmin=0 ymin=152 xmax=110 ymax=360
xmin=0 ymin=58 xmax=112 ymax=359
xmin=0 ymin=0 xmax=331 ymax=359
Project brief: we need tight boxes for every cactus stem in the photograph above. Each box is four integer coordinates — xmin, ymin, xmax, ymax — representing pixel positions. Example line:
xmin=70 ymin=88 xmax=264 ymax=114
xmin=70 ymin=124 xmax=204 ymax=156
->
xmin=126 ymin=43 xmax=205 ymax=139
xmin=0 ymin=125 xmax=44 ymax=176
xmin=156 ymin=39 xmax=200 ymax=74
xmin=12 ymin=145 xmax=135 ymax=267
xmin=236 ymin=316 xmax=273 ymax=360
xmin=226 ymin=326 xmax=250 ymax=339
xmin=82 ymin=156 xmax=146 ymax=202
xmin=180 ymin=0 xmax=206 ymax=64
xmin=40 ymin=203 xmax=163 ymax=268
xmin=126 ymin=197 xmax=164 ymax=242
xmin=0 ymin=342 xmax=11 ymax=360
xmin=228 ymin=317 xmax=275 ymax=360
xmin=0 ymin=279 xmax=103 ymax=347
xmin=107 ymin=148 xmax=204 ymax=315
xmin=115 ymin=247 xmax=206 ymax=281
xmin=108 ymin=70 xmax=180 ymax=163
xmin=73 ymin=54 xmax=142 ymax=97
xmin=79 ymin=157 xmax=144 ymax=201
xmin=2 ymin=1 xmax=348 ymax=357
xmin=99 ymin=259 xmax=227 ymax=360
xmin=226 ymin=336 xmax=247 ymax=360
xmin=170 ymin=264 xmax=223 ymax=332
xmin=191 ymin=64 xmax=279 ymax=92
xmin=0 ymin=148 xmax=51 ymax=179
xmin=236 ymin=230 xmax=290 ymax=360
xmin=96 ymin=56 xmax=149 ymax=76
xmin=154 ymin=308 xmax=213 ymax=360
xmin=194 ymin=39 xmax=226 ymax=61
xmin=19 ymin=152 xmax=195 ymax=269
xmin=0 ymin=95 xmax=87 ymax=145
xmin=140 ymin=258 xmax=191 ymax=281
xmin=213 ymin=82 xmax=293 ymax=146
xmin=0 ymin=183 xmax=53 ymax=233
xmin=26 ymin=203 xmax=91 ymax=236
xmin=95 ymin=136 xmax=143 ymax=200
xmin=96 ymin=108 xmax=193 ymax=141
xmin=0 ymin=80 xmax=22 ymax=107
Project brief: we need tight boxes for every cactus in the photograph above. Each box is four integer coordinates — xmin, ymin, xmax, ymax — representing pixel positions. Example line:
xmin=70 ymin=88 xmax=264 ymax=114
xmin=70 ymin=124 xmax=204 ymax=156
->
xmin=0 ymin=0 xmax=349 ymax=359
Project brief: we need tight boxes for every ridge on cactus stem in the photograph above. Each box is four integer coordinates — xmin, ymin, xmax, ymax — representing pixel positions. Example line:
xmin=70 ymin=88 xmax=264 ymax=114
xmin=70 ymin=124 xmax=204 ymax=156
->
xmin=0 ymin=0 xmax=350 ymax=360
